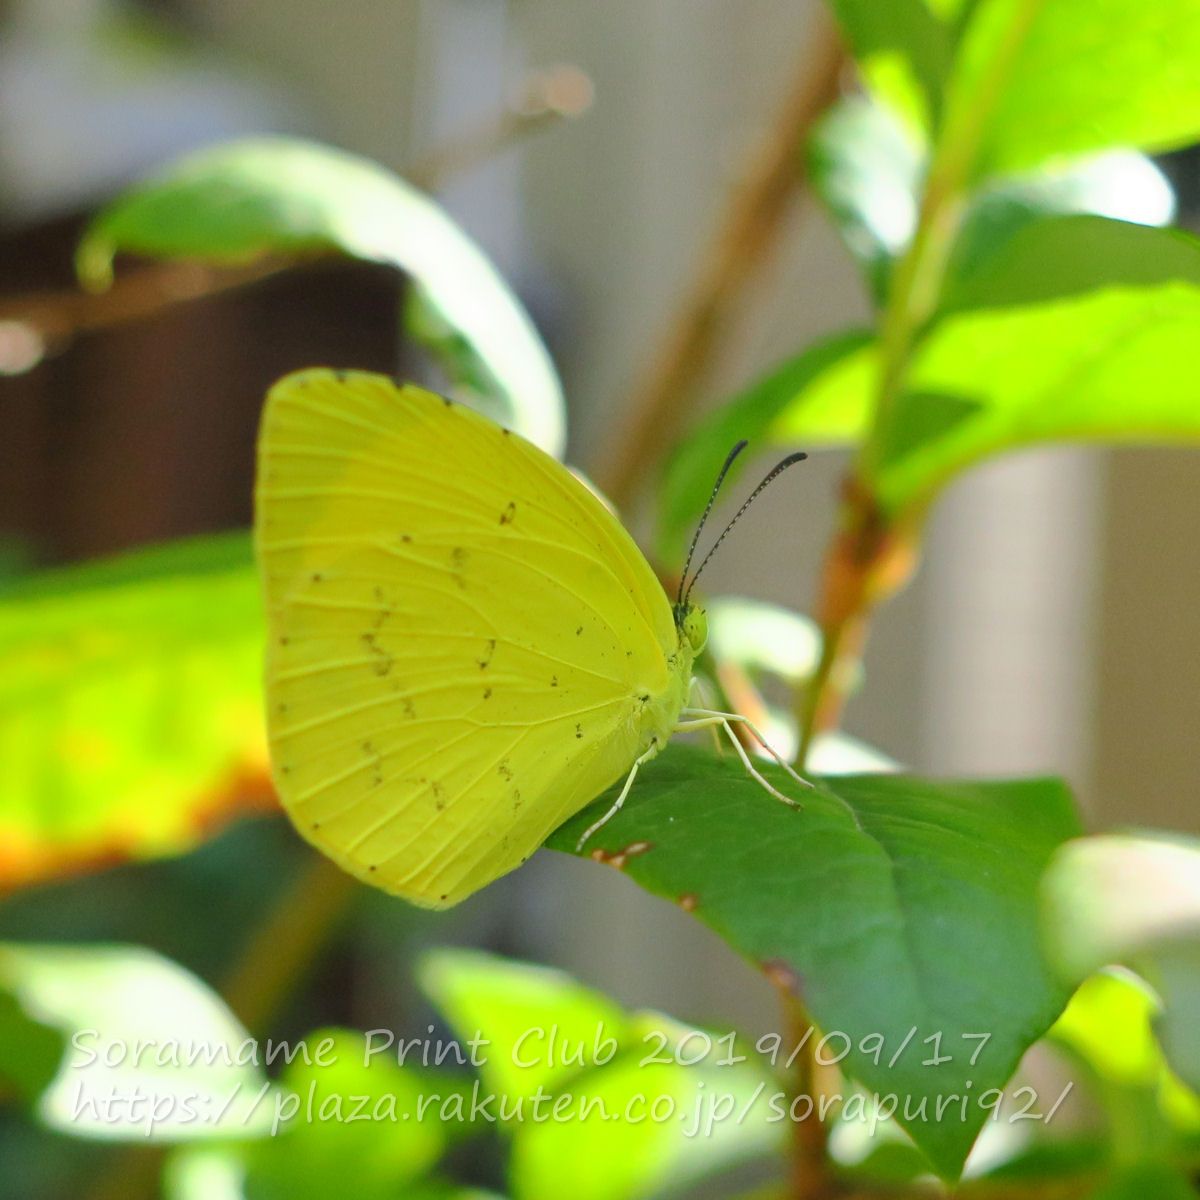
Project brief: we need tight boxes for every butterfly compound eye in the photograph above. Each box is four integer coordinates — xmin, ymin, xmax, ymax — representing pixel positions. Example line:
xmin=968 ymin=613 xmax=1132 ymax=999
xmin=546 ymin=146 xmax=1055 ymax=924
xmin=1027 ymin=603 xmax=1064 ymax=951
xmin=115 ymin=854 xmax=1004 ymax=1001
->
xmin=682 ymin=606 xmax=708 ymax=655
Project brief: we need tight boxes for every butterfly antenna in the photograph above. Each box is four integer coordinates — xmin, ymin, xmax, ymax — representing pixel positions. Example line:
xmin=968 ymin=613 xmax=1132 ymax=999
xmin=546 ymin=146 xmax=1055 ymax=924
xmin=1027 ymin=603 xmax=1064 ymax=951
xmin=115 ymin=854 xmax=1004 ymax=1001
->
xmin=683 ymin=451 xmax=808 ymax=606
xmin=677 ymin=439 xmax=749 ymax=607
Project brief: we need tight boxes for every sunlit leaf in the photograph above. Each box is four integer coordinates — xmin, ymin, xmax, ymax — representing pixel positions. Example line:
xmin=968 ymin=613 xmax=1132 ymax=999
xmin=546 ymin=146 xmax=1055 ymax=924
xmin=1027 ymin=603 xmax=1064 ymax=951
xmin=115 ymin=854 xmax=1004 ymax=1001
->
xmin=0 ymin=943 xmax=271 ymax=1140
xmin=418 ymin=949 xmax=630 ymax=1107
xmin=550 ymin=744 xmax=1082 ymax=1179
xmin=1048 ymin=973 xmax=1200 ymax=1179
xmin=0 ymin=533 xmax=272 ymax=890
xmin=947 ymin=0 xmax=1200 ymax=179
xmin=690 ymin=217 xmax=1200 ymax=519
xmin=420 ymin=949 xmax=780 ymax=1200
xmin=77 ymin=137 xmax=565 ymax=456
xmin=241 ymin=1028 xmax=448 ymax=1200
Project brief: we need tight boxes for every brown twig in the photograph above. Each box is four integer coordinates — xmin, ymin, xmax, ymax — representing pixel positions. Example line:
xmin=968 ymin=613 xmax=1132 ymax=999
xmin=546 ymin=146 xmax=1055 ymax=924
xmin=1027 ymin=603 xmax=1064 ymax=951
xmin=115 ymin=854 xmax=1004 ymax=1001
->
xmin=784 ymin=992 xmax=836 ymax=1200
xmin=592 ymin=18 xmax=846 ymax=509
xmin=0 ymin=63 xmax=594 ymax=374
xmin=407 ymin=63 xmax=593 ymax=189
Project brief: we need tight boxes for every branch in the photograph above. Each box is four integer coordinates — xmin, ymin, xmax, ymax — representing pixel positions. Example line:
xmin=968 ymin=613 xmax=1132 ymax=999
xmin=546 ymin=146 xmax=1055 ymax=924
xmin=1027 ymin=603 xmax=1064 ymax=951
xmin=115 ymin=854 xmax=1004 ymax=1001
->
xmin=0 ymin=63 xmax=594 ymax=375
xmin=593 ymin=19 xmax=846 ymax=509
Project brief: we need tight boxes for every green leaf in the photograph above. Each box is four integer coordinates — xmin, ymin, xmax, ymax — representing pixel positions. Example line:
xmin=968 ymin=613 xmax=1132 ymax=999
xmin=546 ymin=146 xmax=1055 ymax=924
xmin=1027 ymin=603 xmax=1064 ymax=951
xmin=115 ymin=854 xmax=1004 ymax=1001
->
xmin=0 ymin=942 xmax=271 ymax=1140
xmin=1047 ymin=969 xmax=1200 ymax=1146
xmin=946 ymin=0 xmax=1200 ymax=180
xmin=658 ymin=330 xmax=872 ymax=558
xmin=870 ymin=216 xmax=1200 ymax=508
xmin=807 ymin=97 xmax=925 ymax=305
xmin=549 ymin=744 xmax=1082 ymax=1179
xmin=240 ymin=1028 xmax=448 ymax=1200
xmin=1091 ymin=1162 xmax=1200 ymax=1200
xmin=825 ymin=0 xmax=956 ymax=132
xmin=77 ymin=137 xmax=565 ymax=456
xmin=727 ymin=216 xmax=1200 ymax=514
xmin=0 ymin=532 xmax=270 ymax=889
xmin=1043 ymin=833 xmax=1200 ymax=1094
xmin=418 ymin=949 xmax=631 ymax=1107
xmin=950 ymin=150 xmax=1175 ymax=283
xmin=807 ymin=92 xmax=1173 ymax=308
xmin=420 ymin=950 xmax=780 ymax=1200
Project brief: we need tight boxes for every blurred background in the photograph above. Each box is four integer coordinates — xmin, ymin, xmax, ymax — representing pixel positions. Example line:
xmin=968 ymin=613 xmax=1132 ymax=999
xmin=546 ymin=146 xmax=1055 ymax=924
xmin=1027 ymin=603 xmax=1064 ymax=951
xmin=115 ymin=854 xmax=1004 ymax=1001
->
xmin=1 ymin=0 xmax=1198 ymax=1193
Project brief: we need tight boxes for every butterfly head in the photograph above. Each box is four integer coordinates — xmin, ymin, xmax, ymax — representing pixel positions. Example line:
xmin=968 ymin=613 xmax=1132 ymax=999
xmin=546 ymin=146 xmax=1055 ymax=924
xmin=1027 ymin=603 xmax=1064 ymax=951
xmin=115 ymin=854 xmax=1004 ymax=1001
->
xmin=673 ymin=602 xmax=708 ymax=655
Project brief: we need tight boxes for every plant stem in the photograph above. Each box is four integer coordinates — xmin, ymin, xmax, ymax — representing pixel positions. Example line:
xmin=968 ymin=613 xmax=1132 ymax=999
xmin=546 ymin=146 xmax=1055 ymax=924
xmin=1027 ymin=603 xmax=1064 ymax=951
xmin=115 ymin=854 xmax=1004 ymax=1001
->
xmin=221 ymin=853 xmax=359 ymax=1034
xmin=782 ymin=991 xmax=834 ymax=1200
xmin=594 ymin=19 xmax=845 ymax=509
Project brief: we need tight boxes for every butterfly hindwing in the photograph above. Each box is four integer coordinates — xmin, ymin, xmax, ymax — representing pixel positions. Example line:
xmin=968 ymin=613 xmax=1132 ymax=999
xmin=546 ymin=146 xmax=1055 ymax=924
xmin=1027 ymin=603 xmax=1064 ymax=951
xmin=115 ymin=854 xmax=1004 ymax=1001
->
xmin=255 ymin=370 xmax=683 ymax=906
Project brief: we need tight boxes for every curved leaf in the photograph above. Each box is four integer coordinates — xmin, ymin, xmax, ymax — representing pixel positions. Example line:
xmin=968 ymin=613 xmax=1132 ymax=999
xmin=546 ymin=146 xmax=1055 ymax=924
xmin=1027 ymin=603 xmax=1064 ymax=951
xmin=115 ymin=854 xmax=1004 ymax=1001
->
xmin=0 ymin=943 xmax=271 ymax=1140
xmin=77 ymin=137 xmax=565 ymax=456
xmin=549 ymin=744 xmax=1081 ymax=1179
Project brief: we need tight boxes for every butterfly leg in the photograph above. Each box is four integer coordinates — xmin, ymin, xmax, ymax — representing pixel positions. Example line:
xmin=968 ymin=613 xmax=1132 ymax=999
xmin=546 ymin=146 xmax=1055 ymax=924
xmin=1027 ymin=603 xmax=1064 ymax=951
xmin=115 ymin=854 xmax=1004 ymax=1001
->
xmin=682 ymin=708 xmax=812 ymax=790
xmin=674 ymin=716 xmax=802 ymax=809
xmin=687 ymin=679 xmax=726 ymax=756
xmin=575 ymin=740 xmax=660 ymax=852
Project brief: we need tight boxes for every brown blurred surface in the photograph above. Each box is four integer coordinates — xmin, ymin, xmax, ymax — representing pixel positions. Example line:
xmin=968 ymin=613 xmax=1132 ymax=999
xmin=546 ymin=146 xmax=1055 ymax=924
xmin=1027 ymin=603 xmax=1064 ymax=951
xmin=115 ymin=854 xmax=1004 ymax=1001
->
xmin=0 ymin=214 xmax=403 ymax=565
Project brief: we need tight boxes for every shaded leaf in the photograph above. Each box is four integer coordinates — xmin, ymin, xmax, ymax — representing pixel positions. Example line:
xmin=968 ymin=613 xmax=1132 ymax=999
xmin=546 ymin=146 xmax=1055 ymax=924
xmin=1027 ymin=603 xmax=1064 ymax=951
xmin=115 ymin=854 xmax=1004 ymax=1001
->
xmin=0 ymin=533 xmax=272 ymax=891
xmin=549 ymin=744 xmax=1082 ymax=1178
xmin=0 ymin=942 xmax=271 ymax=1140
xmin=1090 ymin=1162 xmax=1200 ymax=1200
xmin=947 ymin=0 xmax=1200 ymax=179
xmin=77 ymin=137 xmax=564 ymax=456
xmin=825 ymin=0 xmax=956 ymax=132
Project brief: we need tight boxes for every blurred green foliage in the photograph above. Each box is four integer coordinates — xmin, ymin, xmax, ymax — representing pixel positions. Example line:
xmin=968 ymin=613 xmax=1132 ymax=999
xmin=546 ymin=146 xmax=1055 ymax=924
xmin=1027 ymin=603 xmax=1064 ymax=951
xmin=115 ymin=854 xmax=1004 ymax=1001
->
xmin=4 ymin=0 xmax=1200 ymax=1196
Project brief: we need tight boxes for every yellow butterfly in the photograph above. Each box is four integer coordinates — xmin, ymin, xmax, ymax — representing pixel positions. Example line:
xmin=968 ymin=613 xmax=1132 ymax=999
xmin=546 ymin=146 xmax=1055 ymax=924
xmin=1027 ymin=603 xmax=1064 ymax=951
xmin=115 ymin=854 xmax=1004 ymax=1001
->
xmin=255 ymin=369 xmax=808 ymax=907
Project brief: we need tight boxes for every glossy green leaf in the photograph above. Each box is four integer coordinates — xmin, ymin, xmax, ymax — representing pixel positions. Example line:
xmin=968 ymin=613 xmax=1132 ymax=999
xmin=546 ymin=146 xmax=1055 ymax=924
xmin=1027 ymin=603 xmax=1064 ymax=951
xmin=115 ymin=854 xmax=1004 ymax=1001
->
xmin=1048 ymin=969 xmax=1200 ymax=1141
xmin=0 ymin=533 xmax=271 ymax=890
xmin=947 ymin=0 xmax=1200 ymax=179
xmin=702 ymin=217 xmax=1200 ymax=517
xmin=1043 ymin=834 xmax=1200 ymax=1094
xmin=420 ymin=950 xmax=780 ymax=1200
xmin=549 ymin=744 xmax=1082 ymax=1179
xmin=658 ymin=330 xmax=871 ymax=557
xmin=0 ymin=942 xmax=271 ymax=1140
xmin=807 ymin=92 xmax=1173 ymax=309
xmin=825 ymin=0 xmax=956 ymax=132
xmin=77 ymin=137 xmax=565 ymax=456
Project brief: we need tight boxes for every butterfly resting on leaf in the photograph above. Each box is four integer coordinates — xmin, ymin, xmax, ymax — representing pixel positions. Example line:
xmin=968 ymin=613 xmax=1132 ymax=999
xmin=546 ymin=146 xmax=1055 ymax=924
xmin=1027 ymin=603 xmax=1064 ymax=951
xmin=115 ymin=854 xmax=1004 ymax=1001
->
xmin=255 ymin=369 xmax=809 ymax=909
